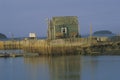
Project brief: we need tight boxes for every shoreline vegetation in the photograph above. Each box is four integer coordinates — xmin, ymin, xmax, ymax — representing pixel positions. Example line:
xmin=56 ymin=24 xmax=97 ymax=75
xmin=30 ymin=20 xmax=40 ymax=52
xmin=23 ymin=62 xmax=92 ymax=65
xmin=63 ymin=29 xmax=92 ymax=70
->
xmin=0 ymin=37 xmax=120 ymax=57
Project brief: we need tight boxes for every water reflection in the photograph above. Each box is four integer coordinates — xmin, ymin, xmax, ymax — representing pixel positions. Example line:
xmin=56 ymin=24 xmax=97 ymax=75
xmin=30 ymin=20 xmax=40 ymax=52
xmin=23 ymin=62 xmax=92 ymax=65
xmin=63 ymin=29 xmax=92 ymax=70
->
xmin=80 ymin=56 xmax=99 ymax=80
xmin=23 ymin=56 xmax=120 ymax=80
xmin=24 ymin=55 xmax=81 ymax=80
xmin=24 ymin=57 xmax=50 ymax=80
xmin=80 ymin=56 xmax=120 ymax=80
xmin=48 ymin=55 xmax=81 ymax=80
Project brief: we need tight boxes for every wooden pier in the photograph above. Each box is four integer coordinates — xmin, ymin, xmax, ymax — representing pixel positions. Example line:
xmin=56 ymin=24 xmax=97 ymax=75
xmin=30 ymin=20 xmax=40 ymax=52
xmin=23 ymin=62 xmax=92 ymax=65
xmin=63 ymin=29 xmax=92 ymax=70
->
xmin=0 ymin=38 xmax=120 ymax=56
xmin=0 ymin=53 xmax=23 ymax=57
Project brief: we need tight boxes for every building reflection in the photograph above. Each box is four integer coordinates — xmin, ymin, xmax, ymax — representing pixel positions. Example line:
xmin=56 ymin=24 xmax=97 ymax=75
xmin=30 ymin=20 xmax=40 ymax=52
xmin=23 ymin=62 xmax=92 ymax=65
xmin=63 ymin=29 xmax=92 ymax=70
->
xmin=48 ymin=55 xmax=81 ymax=80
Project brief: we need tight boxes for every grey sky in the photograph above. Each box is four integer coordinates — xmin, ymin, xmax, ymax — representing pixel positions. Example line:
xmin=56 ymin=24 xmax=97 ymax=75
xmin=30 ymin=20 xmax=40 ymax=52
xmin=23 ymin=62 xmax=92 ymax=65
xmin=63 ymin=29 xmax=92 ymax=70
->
xmin=0 ymin=0 xmax=120 ymax=37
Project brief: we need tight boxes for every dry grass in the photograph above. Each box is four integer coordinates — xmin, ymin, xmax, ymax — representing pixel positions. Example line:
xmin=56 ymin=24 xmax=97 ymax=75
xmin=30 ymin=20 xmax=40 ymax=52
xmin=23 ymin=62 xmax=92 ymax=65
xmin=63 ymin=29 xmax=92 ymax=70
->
xmin=1 ymin=38 xmax=119 ymax=55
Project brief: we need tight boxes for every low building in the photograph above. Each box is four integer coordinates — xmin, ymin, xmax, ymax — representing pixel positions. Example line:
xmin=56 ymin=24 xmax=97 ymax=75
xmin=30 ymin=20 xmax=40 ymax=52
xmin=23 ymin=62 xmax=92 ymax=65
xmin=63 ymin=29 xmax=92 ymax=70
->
xmin=47 ymin=16 xmax=79 ymax=40
xmin=96 ymin=37 xmax=108 ymax=42
xmin=29 ymin=33 xmax=37 ymax=39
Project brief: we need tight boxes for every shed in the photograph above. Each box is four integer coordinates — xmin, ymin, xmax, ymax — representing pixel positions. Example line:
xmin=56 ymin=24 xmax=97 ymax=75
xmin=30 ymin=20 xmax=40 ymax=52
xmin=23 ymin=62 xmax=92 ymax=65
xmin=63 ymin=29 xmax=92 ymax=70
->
xmin=47 ymin=16 xmax=79 ymax=40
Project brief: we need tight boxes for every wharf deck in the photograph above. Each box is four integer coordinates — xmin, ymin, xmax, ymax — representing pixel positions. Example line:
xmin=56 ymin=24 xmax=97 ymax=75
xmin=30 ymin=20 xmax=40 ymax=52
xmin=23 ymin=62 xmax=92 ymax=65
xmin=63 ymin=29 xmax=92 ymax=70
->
xmin=0 ymin=53 xmax=23 ymax=57
xmin=0 ymin=38 xmax=120 ymax=56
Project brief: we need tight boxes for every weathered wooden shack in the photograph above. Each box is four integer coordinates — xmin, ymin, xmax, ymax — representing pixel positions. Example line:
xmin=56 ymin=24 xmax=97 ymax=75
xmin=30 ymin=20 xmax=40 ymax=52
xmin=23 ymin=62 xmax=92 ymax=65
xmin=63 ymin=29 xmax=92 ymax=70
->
xmin=47 ymin=16 xmax=79 ymax=40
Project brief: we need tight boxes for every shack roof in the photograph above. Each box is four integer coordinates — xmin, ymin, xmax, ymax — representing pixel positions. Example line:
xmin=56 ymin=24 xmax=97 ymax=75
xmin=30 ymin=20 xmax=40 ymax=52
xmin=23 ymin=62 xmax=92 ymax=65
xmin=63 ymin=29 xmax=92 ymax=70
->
xmin=52 ymin=16 xmax=78 ymax=25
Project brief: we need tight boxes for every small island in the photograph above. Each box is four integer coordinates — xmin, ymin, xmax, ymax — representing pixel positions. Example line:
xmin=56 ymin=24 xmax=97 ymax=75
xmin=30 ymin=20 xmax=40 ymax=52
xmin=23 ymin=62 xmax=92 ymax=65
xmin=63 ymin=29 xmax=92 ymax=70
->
xmin=93 ymin=30 xmax=115 ymax=37
xmin=0 ymin=33 xmax=7 ymax=39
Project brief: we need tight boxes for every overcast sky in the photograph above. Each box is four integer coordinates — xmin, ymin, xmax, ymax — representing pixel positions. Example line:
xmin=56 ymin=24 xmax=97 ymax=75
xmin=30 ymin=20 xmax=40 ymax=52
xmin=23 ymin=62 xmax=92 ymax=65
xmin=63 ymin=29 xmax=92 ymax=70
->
xmin=0 ymin=0 xmax=120 ymax=37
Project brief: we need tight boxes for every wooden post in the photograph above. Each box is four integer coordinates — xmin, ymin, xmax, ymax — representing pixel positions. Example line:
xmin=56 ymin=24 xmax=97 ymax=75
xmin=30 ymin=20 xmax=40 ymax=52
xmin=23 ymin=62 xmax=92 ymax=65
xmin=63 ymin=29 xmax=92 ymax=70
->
xmin=90 ymin=23 xmax=93 ymax=45
xmin=53 ymin=20 xmax=56 ymax=39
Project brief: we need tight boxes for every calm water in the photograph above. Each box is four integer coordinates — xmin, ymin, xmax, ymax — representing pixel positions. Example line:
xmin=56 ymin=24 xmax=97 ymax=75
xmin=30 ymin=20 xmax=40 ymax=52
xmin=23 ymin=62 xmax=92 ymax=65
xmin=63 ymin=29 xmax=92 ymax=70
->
xmin=0 ymin=55 xmax=120 ymax=80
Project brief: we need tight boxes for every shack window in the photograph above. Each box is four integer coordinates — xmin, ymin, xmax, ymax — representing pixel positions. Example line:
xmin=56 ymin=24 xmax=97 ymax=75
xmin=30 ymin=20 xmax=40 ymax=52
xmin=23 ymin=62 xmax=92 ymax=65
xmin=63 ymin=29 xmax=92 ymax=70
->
xmin=61 ymin=27 xmax=67 ymax=34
